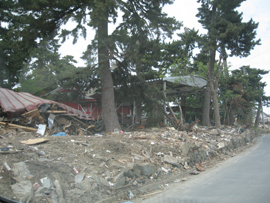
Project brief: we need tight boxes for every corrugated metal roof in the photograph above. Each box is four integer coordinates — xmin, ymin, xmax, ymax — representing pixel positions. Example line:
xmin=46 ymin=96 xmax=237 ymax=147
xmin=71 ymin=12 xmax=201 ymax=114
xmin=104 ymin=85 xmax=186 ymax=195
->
xmin=116 ymin=75 xmax=207 ymax=88
xmin=163 ymin=75 xmax=207 ymax=88
xmin=0 ymin=88 xmax=93 ymax=120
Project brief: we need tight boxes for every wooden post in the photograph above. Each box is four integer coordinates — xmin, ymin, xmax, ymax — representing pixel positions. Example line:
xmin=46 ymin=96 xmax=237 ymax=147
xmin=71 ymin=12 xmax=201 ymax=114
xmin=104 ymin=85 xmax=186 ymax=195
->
xmin=0 ymin=122 xmax=37 ymax=132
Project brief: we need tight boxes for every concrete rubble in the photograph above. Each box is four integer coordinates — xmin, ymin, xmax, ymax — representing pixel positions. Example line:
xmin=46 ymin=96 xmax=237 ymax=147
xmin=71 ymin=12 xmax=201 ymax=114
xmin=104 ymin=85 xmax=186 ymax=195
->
xmin=0 ymin=122 xmax=267 ymax=203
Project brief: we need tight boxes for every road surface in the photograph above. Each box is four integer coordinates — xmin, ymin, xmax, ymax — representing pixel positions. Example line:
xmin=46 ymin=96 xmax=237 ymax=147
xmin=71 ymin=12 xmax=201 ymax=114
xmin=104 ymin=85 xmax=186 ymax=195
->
xmin=137 ymin=134 xmax=270 ymax=203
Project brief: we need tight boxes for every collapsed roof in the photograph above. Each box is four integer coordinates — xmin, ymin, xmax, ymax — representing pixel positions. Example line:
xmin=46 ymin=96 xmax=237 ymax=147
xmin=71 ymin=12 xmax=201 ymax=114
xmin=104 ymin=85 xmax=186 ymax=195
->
xmin=0 ymin=88 xmax=92 ymax=120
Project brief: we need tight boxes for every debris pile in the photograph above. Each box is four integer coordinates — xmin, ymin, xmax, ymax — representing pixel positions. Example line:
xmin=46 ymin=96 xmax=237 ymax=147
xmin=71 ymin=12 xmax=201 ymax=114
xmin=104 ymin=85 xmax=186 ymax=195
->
xmin=0 ymin=87 xmax=98 ymax=137
xmin=0 ymin=123 xmax=266 ymax=203
xmin=0 ymin=88 xmax=267 ymax=202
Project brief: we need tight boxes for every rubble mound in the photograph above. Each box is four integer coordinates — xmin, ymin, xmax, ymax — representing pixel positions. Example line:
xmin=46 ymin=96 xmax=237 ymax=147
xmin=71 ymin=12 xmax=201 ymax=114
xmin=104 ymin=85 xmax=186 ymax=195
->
xmin=0 ymin=125 xmax=266 ymax=203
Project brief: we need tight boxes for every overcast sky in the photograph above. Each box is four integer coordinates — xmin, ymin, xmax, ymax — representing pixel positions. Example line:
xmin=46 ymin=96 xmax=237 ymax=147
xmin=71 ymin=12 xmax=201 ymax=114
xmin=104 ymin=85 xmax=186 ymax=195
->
xmin=59 ymin=0 xmax=270 ymax=112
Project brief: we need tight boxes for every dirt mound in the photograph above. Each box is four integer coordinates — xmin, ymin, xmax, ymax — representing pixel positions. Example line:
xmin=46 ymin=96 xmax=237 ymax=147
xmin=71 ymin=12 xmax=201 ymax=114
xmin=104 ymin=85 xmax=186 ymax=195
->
xmin=0 ymin=125 xmax=266 ymax=203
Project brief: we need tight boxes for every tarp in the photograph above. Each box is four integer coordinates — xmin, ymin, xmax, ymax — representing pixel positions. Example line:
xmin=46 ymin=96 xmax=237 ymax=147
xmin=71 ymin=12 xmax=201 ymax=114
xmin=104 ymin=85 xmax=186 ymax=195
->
xmin=0 ymin=88 xmax=93 ymax=120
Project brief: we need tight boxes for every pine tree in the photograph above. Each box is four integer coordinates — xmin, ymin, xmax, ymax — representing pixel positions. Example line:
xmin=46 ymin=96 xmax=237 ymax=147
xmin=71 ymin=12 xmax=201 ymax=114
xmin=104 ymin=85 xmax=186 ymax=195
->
xmin=19 ymin=38 xmax=79 ymax=97
xmin=218 ymin=66 xmax=269 ymax=126
xmin=108 ymin=1 xmax=180 ymax=125
xmin=4 ymin=0 xmax=178 ymax=131
xmin=232 ymin=66 xmax=268 ymax=126
xmin=196 ymin=0 xmax=260 ymax=128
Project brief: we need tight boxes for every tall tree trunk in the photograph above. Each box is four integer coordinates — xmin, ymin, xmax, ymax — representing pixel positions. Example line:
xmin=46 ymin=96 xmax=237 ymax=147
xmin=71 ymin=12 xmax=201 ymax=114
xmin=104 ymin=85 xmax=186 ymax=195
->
xmin=228 ymin=112 xmax=234 ymax=126
xmin=202 ymin=85 xmax=211 ymax=126
xmin=98 ymin=7 xmax=121 ymax=132
xmin=226 ymin=102 xmax=234 ymax=126
xmin=135 ymin=59 xmax=142 ymax=125
xmin=207 ymin=4 xmax=221 ymax=128
xmin=209 ymin=77 xmax=221 ymax=128
xmin=255 ymin=101 xmax=261 ymax=127
xmin=181 ymin=96 xmax=186 ymax=122
xmin=135 ymin=100 xmax=142 ymax=125
xmin=208 ymin=49 xmax=221 ymax=128
xmin=178 ymin=101 xmax=184 ymax=126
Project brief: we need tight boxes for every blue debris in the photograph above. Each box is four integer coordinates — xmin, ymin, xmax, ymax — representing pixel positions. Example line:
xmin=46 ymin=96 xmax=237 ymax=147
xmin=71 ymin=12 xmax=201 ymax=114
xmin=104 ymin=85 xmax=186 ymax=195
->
xmin=52 ymin=132 xmax=66 ymax=136
xmin=119 ymin=202 xmax=135 ymax=203
xmin=2 ymin=147 xmax=9 ymax=151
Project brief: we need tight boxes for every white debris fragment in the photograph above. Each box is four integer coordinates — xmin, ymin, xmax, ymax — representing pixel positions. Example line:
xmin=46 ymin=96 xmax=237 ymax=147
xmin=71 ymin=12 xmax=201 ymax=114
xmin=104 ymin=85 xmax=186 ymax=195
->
xmin=161 ymin=167 xmax=169 ymax=173
xmin=184 ymin=162 xmax=189 ymax=169
xmin=129 ymin=191 xmax=135 ymax=199
xmin=218 ymin=142 xmax=225 ymax=149
xmin=155 ymin=152 xmax=164 ymax=156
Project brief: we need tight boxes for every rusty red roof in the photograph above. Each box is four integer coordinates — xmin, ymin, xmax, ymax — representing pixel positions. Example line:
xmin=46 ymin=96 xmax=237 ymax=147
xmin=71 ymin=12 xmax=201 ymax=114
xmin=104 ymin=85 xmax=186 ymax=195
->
xmin=0 ymin=88 xmax=93 ymax=120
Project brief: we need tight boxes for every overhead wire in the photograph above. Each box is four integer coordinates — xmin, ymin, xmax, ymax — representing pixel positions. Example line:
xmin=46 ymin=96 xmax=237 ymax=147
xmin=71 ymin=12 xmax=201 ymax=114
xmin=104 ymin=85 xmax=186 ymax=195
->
xmin=230 ymin=47 xmax=270 ymax=69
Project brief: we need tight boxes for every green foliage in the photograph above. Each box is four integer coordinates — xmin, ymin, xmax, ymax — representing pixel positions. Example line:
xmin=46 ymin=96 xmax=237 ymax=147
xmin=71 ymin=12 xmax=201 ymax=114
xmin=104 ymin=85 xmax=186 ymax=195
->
xmin=196 ymin=0 xmax=260 ymax=58
xmin=19 ymin=37 xmax=92 ymax=102
xmin=100 ymin=1 xmax=181 ymax=126
xmin=219 ymin=65 xmax=269 ymax=125
xmin=110 ymin=0 xmax=181 ymax=79
xmin=3 ymin=0 xmax=267 ymax=129
xmin=158 ymin=28 xmax=201 ymax=76
xmin=196 ymin=0 xmax=260 ymax=127
xmin=0 ymin=0 xmax=90 ymax=88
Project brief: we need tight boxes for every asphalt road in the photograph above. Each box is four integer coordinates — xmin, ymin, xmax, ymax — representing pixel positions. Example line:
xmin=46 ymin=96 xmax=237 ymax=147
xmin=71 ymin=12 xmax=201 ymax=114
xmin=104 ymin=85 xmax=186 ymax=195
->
xmin=137 ymin=134 xmax=270 ymax=203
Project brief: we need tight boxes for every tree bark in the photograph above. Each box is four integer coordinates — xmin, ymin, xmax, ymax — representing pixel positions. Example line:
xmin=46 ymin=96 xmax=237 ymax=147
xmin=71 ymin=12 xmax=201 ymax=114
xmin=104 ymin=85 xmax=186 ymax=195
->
xmin=98 ymin=7 xmax=121 ymax=132
xmin=181 ymin=96 xmax=186 ymax=122
xmin=228 ymin=112 xmax=234 ymax=126
xmin=209 ymin=76 xmax=221 ymax=128
xmin=225 ymin=102 xmax=234 ymax=126
xmin=206 ymin=4 xmax=221 ymax=128
xmin=135 ymin=100 xmax=142 ymax=125
xmin=178 ymin=101 xmax=184 ymax=126
xmin=255 ymin=101 xmax=261 ymax=127
xmin=208 ymin=49 xmax=221 ymax=128
xmin=202 ymin=84 xmax=211 ymax=126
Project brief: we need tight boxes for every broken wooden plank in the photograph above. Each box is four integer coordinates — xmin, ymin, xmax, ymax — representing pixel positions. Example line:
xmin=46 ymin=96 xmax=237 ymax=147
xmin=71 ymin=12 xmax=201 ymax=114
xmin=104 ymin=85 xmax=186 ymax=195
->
xmin=54 ymin=117 xmax=70 ymax=125
xmin=117 ymin=160 xmax=125 ymax=164
xmin=67 ymin=115 xmax=88 ymax=127
xmin=133 ymin=137 xmax=148 ymax=139
xmin=167 ymin=102 xmax=178 ymax=122
xmin=21 ymin=109 xmax=41 ymax=120
xmin=0 ymin=122 xmax=37 ymax=132
xmin=86 ymin=125 xmax=95 ymax=129
xmin=51 ymin=103 xmax=57 ymax=109
xmin=73 ymin=141 xmax=90 ymax=146
xmin=175 ymin=99 xmax=184 ymax=125
xmin=58 ymin=114 xmax=78 ymax=116
xmin=76 ymin=128 xmax=83 ymax=136
xmin=140 ymin=190 xmax=162 ymax=198
xmin=54 ymin=117 xmax=71 ymax=130
xmin=20 ymin=138 xmax=49 ymax=145
xmin=45 ymin=110 xmax=67 ymax=113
